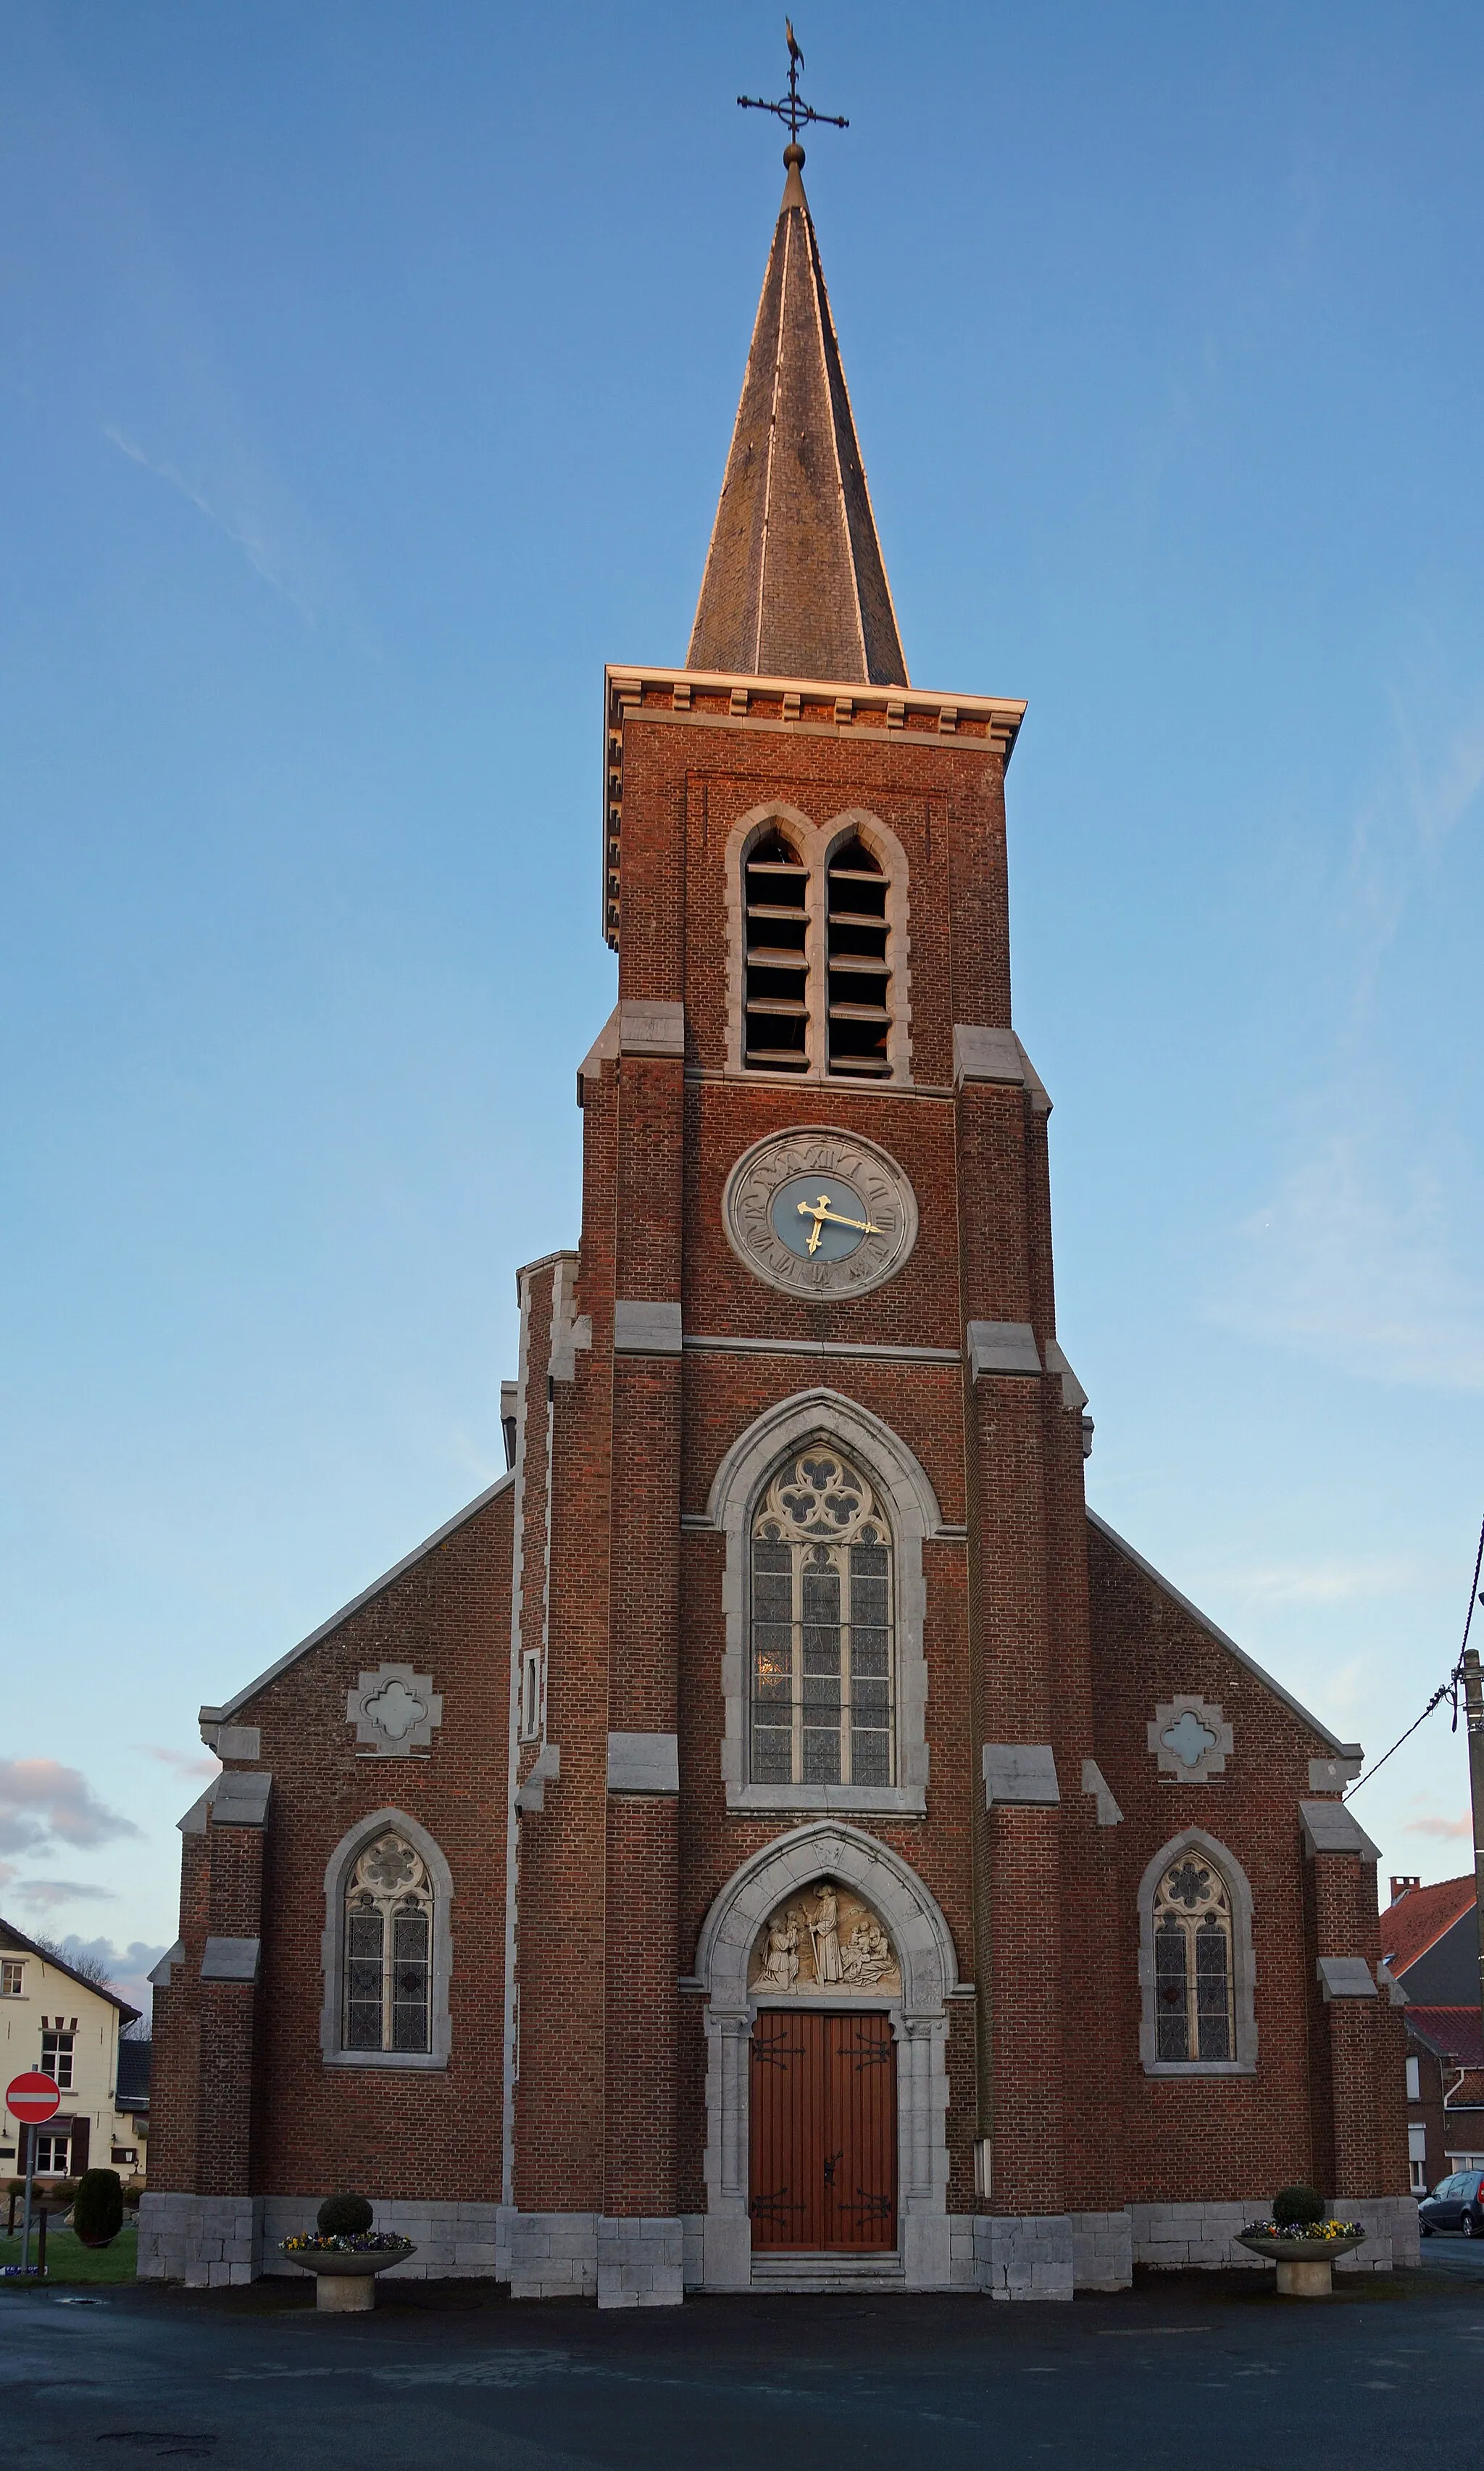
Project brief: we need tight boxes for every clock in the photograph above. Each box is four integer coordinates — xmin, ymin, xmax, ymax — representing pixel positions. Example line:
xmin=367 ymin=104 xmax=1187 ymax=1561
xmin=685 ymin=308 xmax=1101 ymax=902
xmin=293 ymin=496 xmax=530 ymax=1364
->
xmin=722 ymin=1128 xmax=918 ymax=1298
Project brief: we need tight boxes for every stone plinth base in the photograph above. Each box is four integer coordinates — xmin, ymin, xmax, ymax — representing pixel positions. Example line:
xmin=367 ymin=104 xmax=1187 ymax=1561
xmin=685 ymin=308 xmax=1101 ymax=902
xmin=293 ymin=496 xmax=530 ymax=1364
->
xmin=1331 ymin=2196 xmax=1420 ymax=2273
xmin=504 ymin=2209 xmax=598 ymax=2299
xmin=597 ymin=2217 xmax=683 ymax=2309
xmin=137 ymin=2193 xmax=260 ymax=2288
xmin=975 ymin=2214 xmax=1075 ymax=2301
xmin=1070 ymin=2209 xmax=1134 ymax=2291
xmin=1276 ymin=2259 xmax=1333 ymax=2298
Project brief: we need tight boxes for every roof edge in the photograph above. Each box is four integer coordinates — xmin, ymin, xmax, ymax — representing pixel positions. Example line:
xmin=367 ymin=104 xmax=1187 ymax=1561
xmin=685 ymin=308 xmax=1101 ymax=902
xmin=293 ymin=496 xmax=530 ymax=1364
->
xmin=1087 ymin=1508 xmax=1361 ymax=1759
xmin=0 ymin=1916 xmax=143 ymax=2021
xmin=199 ymin=1469 xmax=515 ymax=1727
xmin=1380 ymin=1885 xmax=1477 ymax=1976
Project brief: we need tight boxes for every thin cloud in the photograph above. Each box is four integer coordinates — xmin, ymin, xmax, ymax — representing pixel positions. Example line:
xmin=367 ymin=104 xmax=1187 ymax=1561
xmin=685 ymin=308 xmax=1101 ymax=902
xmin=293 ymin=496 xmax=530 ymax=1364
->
xmin=140 ymin=1745 xmax=221 ymax=1782
xmin=104 ymin=425 xmax=310 ymax=613
xmin=12 ymin=1878 xmax=120 ymax=1912
xmin=1402 ymin=1806 xmax=1472 ymax=1843
xmin=1220 ymin=1556 xmax=1417 ymax=1607
xmin=1213 ymin=1134 xmax=1484 ymax=1393
xmin=0 ymin=1758 xmax=143 ymax=1856
xmin=48 ymin=1934 xmax=170 ymax=2018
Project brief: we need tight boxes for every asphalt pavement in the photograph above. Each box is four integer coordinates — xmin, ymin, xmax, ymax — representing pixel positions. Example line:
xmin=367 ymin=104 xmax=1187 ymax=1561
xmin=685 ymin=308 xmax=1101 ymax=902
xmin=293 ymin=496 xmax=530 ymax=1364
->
xmin=4 ymin=2251 xmax=1483 ymax=2470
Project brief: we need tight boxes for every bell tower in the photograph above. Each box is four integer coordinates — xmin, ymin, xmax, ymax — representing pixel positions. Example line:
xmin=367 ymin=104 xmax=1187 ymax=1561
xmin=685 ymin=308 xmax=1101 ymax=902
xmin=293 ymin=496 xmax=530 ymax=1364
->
xmin=504 ymin=106 xmax=1110 ymax=2304
xmin=144 ymin=51 xmax=1412 ymax=2310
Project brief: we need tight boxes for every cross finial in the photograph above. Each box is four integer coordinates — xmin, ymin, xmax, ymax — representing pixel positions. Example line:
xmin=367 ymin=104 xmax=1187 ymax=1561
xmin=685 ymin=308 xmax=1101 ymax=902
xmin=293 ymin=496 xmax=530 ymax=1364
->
xmin=738 ymin=20 xmax=849 ymax=149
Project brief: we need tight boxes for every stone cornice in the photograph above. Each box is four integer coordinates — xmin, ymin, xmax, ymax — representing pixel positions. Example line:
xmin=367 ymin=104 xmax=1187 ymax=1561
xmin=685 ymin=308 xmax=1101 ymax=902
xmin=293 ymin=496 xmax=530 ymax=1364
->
xmin=601 ymin=663 xmax=1027 ymax=952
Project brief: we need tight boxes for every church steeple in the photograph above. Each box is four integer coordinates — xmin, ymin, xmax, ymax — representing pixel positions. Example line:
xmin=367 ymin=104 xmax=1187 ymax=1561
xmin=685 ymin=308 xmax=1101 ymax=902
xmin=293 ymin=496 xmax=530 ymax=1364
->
xmin=687 ymin=144 xmax=909 ymax=688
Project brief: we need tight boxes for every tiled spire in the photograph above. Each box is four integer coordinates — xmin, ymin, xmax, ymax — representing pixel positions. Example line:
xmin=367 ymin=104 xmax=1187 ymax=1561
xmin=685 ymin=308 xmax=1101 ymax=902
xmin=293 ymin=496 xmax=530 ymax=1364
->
xmin=687 ymin=145 xmax=908 ymax=687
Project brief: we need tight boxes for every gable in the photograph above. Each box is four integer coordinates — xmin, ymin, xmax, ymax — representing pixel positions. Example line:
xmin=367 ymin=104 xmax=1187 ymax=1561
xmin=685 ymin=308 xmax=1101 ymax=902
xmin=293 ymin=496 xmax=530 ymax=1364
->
xmin=198 ymin=1470 xmax=515 ymax=1736
xmin=1087 ymin=1510 xmax=1359 ymax=1762
xmin=1388 ymin=1905 xmax=1480 ymax=2006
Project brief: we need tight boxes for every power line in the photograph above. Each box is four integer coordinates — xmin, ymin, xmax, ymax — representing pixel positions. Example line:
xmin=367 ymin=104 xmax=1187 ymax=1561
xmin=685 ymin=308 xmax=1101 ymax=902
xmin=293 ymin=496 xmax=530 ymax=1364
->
xmin=1343 ymin=1512 xmax=1484 ymax=1800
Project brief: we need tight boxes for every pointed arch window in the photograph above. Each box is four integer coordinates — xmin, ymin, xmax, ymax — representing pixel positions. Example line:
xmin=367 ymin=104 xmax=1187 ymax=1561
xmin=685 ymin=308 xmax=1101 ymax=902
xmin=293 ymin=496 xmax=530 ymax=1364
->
xmin=1152 ymin=1853 xmax=1235 ymax=2062
xmin=750 ymin=1450 xmax=895 ymax=1787
xmin=343 ymin=1831 xmax=434 ymax=2054
xmin=743 ymin=828 xmax=811 ymax=1072
xmin=826 ymin=834 xmax=891 ymax=1078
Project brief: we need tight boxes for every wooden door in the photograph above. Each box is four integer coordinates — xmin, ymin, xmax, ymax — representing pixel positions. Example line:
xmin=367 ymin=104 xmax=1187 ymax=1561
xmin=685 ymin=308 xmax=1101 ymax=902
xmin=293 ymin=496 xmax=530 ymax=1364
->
xmin=749 ymin=2011 xmax=896 ymax=2251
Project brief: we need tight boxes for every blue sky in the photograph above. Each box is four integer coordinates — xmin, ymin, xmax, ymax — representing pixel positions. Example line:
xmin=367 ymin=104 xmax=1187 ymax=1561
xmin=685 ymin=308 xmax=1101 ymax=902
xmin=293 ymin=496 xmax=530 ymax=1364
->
xmin=3 ymin=1 xmax=1483 ymax=2011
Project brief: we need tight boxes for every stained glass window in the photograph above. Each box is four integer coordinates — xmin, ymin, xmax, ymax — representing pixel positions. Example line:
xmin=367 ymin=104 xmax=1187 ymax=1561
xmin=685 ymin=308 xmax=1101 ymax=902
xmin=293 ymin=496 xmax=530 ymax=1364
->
xmin=750 ymin=1450 xmax=894 ymax=1787
xmin=1153 ymin=1856 xmax=1235 ymax=2061
xmin=343 ymin=1831 xmax=433 ymax=2053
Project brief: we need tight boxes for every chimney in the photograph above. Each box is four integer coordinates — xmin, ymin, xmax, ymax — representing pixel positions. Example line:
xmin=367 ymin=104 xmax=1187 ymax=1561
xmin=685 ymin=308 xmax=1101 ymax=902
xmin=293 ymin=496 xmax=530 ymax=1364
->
xmin=1389 ymin=1874 xmax=1420 ymax=1904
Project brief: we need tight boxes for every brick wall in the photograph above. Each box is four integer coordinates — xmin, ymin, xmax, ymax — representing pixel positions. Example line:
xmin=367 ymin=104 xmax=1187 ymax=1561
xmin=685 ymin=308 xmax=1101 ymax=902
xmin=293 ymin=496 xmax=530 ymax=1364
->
xmin=150 ymin=676 xmax=1409 ymax=2267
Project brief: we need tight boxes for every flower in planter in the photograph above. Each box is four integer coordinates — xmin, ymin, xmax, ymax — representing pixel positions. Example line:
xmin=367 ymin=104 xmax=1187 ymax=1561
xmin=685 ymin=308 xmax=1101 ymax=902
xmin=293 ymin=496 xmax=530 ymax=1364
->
xmin=281 ymin=2232 xmax=409 ymax=2253
xmin=1241 ymin=2219 xmax=1364 ymax=2240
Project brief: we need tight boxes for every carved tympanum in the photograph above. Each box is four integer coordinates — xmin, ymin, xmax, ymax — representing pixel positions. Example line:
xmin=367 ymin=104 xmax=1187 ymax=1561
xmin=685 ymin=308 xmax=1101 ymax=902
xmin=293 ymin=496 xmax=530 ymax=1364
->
xmin=749 ymin=1877 xmax=901 ymax=1996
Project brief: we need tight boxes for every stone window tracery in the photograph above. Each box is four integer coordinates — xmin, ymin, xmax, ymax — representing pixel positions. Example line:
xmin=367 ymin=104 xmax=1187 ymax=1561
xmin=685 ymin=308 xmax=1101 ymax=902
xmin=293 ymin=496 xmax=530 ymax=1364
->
xmin=343 ymin=1831 xmax=434 ymax=2054
xmin=1152 ymin=1853 xmax=1235 ymax=2062
xmin=750 ymin=1450 xmax=895 ymax=1788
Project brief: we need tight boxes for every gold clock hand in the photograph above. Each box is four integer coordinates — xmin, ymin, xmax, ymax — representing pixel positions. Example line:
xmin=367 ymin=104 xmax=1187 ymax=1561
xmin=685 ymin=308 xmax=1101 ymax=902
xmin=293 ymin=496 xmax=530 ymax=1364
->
xmin=796 ymin=1195 xmax=884 ymax=1248
xmin=799 ymin=1192 xmax=833 ymax=1255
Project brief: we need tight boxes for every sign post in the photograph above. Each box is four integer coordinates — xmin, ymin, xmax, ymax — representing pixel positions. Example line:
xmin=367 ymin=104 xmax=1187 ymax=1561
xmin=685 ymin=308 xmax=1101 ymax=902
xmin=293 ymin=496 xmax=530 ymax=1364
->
xmin=5 ymin=2073 xmax=61 ymax=2278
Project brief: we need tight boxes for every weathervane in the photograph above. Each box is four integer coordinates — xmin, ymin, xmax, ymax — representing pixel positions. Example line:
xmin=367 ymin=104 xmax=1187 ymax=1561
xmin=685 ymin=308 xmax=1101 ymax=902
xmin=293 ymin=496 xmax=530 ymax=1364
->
xmin=738 ymin=20 xmax=849 ymax=146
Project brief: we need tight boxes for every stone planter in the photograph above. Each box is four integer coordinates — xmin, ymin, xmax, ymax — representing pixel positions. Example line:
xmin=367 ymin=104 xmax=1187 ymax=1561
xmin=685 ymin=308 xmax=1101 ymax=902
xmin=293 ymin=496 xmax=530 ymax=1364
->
xmin=278 ymin=2239 xmax=417 ymax=2312
xmin=1235 ymin=2230 xmax=1364 ymax=2296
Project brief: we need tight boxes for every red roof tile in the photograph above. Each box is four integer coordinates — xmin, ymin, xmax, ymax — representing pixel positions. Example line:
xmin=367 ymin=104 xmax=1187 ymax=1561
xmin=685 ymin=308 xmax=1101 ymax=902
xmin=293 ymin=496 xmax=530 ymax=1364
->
xmin=1407 ymin=2005 xmax=1484 ymax=2067
xmin=1379 ymin=1874 xmax=1475 ymax=1978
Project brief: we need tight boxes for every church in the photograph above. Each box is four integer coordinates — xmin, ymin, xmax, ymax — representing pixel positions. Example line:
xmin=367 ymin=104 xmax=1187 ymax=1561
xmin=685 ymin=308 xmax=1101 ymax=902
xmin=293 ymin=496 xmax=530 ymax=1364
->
xmin=140 ymin=133 xmax=1414 ymax=2303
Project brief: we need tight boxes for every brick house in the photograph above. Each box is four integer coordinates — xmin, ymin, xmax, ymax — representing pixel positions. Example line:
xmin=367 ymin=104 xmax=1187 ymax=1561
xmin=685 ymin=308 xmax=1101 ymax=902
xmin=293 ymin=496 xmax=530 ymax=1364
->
xmin=141 ymin=144 xmax=1414 ymax=2301
xmin=1380 ymin=1874 xmax=1483 ymax=2190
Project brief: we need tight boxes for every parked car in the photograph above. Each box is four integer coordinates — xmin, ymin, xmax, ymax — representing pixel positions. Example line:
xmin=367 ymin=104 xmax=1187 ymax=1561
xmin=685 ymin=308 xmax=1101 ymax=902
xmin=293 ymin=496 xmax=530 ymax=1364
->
xmin=1419 ymin=2170 xmax=1484 ymax=2236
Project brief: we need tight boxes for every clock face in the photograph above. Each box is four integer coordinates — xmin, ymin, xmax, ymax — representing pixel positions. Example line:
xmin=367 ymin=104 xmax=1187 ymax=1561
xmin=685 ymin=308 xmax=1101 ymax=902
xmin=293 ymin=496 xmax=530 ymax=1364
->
xmin=723 ymin=1130 xmax=917 ymax=1297
xmin=770 ymin=1174 xmax=878 ymax=1262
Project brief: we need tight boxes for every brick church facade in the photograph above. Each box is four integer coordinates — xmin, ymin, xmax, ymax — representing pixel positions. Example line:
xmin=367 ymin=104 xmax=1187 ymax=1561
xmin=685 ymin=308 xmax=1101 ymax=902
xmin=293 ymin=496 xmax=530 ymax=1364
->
xmin=141 ymin=144 xmax=1414 ymax=2300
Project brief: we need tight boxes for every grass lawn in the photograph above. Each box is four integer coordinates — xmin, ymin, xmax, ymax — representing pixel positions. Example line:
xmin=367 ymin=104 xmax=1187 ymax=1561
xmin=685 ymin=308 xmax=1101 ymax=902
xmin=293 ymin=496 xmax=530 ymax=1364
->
xmin=0 ymin=2221 xmax=138 ymax=2285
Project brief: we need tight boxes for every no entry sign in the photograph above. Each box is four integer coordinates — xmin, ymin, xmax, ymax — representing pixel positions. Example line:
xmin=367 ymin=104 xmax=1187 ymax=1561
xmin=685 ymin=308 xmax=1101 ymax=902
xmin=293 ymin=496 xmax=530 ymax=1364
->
xmin=6 ymin=2072 xmax=61 ymax=2125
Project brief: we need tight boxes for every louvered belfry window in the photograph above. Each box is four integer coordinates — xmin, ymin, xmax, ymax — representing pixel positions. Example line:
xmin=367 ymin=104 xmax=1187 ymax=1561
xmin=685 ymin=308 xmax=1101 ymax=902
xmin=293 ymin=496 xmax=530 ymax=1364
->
xmin=750 ymin=1450 xmax=895 ymax=1788
xmin=1153 ymin=1856 xmax=1235 ymax=2061
xmin=743 ymin=829 xmax=810 ymax=1071
xmin=826 ymin=836 xmax=891 ymax=1077
xmin=344 ymin=1830 xmax=434 ymax=2053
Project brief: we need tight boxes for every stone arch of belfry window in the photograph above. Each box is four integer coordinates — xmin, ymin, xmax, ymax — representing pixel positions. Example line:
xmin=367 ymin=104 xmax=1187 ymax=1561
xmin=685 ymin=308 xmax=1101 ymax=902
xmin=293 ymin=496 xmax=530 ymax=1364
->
xmin=320 ymin=1808 xmax=453 ymax=2070
xmin=343 ymin=1830 xmax=435 ymax=2053
xmin=750 ymin=1448 xmax=895 ymax=1790
xmin=1138 ymin=1829 xmax=1257 ymax=2076
xmin=726 ymin=803 xmax=909 ymax=1084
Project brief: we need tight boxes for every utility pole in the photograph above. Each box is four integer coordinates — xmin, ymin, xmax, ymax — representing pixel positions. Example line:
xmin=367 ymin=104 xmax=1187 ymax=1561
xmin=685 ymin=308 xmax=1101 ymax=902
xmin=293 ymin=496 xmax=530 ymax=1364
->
xmin=1467 ymin=1632 xmax=1484 ymax=2026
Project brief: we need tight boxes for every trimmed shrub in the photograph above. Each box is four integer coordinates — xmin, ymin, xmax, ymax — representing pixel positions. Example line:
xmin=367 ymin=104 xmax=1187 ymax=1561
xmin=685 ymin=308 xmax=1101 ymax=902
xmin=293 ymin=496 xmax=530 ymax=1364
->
xmin=72 ymin=2169 xmax=124 ymax=2248
xmin=317 ymin=2192 xmax=375 ymax=2236
xmin=1272 ymin=2183 xmax=1325 ymax=2228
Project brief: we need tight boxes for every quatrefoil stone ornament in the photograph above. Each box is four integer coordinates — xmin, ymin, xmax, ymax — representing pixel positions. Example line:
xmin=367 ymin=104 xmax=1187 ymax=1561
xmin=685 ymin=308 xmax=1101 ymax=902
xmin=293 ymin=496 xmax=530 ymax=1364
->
xmin=1146 ymin=1695 xmax=1233 ymax=1782
xmin=346 ymin=1662 xmax=443 ymax=1757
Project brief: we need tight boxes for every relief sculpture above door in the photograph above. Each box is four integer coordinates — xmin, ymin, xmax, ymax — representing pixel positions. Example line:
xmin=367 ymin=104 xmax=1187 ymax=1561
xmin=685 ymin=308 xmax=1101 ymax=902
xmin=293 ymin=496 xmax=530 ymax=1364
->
xmin=749 ymin=1879 xmax=901 ymax=1997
